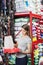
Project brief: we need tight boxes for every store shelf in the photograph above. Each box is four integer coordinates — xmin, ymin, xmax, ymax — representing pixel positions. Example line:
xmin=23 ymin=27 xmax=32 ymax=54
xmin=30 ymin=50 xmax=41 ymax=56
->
xmin=32 ymin=39 xmax=43 ymax=45
xmin=32 ymin=13 xmax=41 ymax=19
xmin=39 ymin=22 xmax=43 ymax=24
xmin=14 ymin=12 xmax=30 ymax=16
xmin=15 ymin=12 xmax=41 ymax=19
xmin=14 ymin=12 xmax=42 ymax=65
xmin=41 ymin=15 xmax=43 ymax=19
xmin=41 ymin=9 xmax=43 ymax=12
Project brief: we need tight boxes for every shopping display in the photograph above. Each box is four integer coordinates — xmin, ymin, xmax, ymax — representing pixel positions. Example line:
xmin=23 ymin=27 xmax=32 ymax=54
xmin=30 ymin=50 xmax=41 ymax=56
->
xmin=15 ymin=0 xmax=30 ymax=12
xmin=0 ymin=0 xmax=43 ymax=65
xmin=32 ymin=18 xmax=40 ymax=42
xmin=15 ymin=0 xmax=41 ymax=14
xmin=34 ymin=43 xmax=43 ymax=65
xmin=39 ymin=20 xmax=43 ymax=39
xmin=32 ymin=18 xmax=43 ymax=41
xmin=32 ymin=16 xmax=43 ymax=65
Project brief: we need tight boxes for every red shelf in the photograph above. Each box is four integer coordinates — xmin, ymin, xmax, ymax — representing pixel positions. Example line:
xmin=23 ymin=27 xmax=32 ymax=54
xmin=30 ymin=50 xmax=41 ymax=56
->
xmin=32 ymin=39 xmax=43 ymax=45
xmin=15 ymin=12 xmax=41 ymax=19
xmin=32 ymin=13 xmax=41 ymax=19
xmin=15 ymin=12 xmax=30 ymax=16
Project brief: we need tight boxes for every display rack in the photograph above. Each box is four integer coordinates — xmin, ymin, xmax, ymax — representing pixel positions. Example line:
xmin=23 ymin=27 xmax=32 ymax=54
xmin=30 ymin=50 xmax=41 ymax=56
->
xmin=14 ymin=11 xmax=41 ymax=65
xmin=30 ymin=13 xmax=41 ymax=65
xmin=14 ymin=12 xmax=41 ymax=37
xmin=6 ymin=11 xmax=41 ymax=65
xmin=32 ymin=39 xmax=43 ymax=65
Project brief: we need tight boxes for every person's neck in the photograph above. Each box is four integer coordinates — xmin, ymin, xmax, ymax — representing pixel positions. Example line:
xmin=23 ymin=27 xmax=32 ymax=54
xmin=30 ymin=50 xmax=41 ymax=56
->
xmin=22 ymin=34 xmax=27 ymax=38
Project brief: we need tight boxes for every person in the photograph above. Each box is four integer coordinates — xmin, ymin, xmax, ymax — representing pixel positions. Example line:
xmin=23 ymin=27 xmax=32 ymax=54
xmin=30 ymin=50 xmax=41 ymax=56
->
xmin=15 ymin=24 xmax=32 ymax=65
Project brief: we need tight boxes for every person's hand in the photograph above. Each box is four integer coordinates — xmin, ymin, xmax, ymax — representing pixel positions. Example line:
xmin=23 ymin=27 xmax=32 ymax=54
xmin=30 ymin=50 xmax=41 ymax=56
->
xmin=14 ymin=43 xmax=18 ymax=48
xmin=17 ymin=49 xmax=22 ymax=53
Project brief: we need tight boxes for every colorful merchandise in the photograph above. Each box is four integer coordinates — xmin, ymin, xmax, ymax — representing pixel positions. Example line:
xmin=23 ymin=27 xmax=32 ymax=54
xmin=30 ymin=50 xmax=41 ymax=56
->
xmin=34 ymin=43 xmax=43 ymax=65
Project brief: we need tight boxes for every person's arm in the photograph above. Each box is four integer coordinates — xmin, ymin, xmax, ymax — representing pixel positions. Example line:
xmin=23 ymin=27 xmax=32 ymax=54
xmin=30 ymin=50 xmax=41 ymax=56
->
xmin=21 ymin=43 xmax=32 ymax=54
xmin=14 ymin=42 xmax=18 ymax=48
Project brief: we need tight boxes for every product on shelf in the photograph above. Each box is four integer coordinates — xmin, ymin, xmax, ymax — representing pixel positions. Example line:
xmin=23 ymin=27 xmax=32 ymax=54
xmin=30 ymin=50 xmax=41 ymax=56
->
xmin=27 ymin=54 xmax=31 ymax=65
xmin=15 ymin=0 xmax=30 ymax=12
xmin=34 ymin=43 xmax=43 ymax=65
xmin=15 ymin=0 xmax=41 ymax=14
xmin=8 ymin=54 xmax=16 ymax=64
xmin=39 ymin=20 xmax=43 ymax=39
xmin=32 ymin=18 xmax=39 ymax=41
xmin=36 ymin=26 xmax=41 ymax=39
xmin=32 ymin=18 xmax=43 ymax=41
xmin=32 ymin=37 xmax=37 ymax=42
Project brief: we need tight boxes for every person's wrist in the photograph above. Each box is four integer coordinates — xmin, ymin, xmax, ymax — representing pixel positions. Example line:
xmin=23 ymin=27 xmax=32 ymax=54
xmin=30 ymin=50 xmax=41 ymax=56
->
xmin=21 ymin=51 xmax=25 ymax=53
